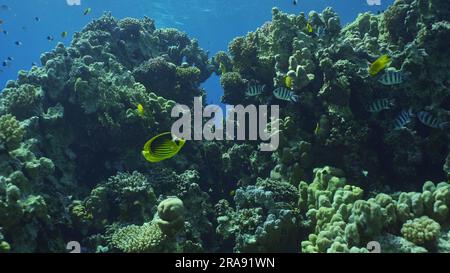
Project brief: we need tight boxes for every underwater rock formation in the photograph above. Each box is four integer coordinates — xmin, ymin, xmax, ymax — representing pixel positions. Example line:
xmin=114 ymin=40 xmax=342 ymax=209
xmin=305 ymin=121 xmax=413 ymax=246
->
xmin=215 ymin=0 xmax=449 ymax=189
xmin=0 ymin=0 xmax=448 ymax=253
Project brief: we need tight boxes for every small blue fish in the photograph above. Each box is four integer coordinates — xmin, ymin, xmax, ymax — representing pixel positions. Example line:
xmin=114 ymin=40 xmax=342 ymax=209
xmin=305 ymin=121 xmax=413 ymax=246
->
xmin=378 ymin=69 xmax=410 ymax=85
xmin=14 ymin=41 xmax=22 ymax=46
xmin=417 ymin=111 xmax=448 ymax=129
xmin=273 ymin=87 xmax=299 ymax=102
xmin=394 ymin=109 xmax=414 ymax=129
xmin=246 ymin=85 xmax=265 ymax=97
xmin=368 ymin=98 xmax=395 ymax=113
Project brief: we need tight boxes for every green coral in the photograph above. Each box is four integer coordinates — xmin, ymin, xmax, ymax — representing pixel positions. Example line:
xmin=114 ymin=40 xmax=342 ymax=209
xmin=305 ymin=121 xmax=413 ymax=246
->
xmin=75 ymin=171 xmax=157 ymax=229
xmin=300 ymin=167 xmax=449 ymax=253
xmin=401 ymin=216 xmax=441 ymax=246
xmin=0 ymin=84 xmax=43 ymax=119
xmin=220 ymin=72 xmax=247 ymax=105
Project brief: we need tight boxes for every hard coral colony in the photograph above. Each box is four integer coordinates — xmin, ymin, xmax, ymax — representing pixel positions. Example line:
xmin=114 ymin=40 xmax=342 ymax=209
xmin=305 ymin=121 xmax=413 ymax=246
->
xmin=0 ymin=0 xmax=449 ymax=254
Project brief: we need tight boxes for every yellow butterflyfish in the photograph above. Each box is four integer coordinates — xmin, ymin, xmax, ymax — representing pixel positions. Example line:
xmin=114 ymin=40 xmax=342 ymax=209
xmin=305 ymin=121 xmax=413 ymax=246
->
xmin=219 ymin=62 xmax=227 ymax=74
xmin=142 ymin=132 xmax=186 ymax=163
xmin=307 ymin=22 xmax=313 ymax=33
xmin=61 ymin=31 xmax=68 ymax=38
xmin=368 ymin=54 xmax=391 ymax=77
xmin=137 ymin=103 xmax=145 ymax=117
xmin=285 ymin=75 xmax=293 ymax=89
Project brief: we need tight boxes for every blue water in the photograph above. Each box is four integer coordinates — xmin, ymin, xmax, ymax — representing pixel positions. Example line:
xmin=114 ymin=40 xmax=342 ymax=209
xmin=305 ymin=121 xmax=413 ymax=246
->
xmin=0 ymin=0 xmax=394 ymax=103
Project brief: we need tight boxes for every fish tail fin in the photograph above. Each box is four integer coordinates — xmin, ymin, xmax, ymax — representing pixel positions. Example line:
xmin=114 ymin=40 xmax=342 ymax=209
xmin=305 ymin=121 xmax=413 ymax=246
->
xmin=291 ymin=95 xmax=299 ymax=103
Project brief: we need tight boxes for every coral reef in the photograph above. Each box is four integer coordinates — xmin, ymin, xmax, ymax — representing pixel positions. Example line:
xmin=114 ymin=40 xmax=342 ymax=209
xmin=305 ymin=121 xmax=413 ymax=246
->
xmin=0 ymin=0 xmax=448 ymax=253
xmin=155 ymin=197 xmax=185 ymax=237
xmin=299 ymin=167 xmax=449 ymax=253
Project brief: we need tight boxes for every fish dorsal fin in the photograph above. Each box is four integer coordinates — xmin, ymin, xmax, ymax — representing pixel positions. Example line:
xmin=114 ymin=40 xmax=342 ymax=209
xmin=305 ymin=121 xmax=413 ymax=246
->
xmin=143 ymin=132 xmax=186 ymax=163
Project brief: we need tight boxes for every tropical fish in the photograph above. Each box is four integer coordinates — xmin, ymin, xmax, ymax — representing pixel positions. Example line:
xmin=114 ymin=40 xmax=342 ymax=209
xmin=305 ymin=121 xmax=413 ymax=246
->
xmin=285 ymin=75 xmax=293 ymax=89
xmin=2 ymin=60 xmax=9 ymax=67
xmin=219 ymin=62 xmax=227 ymax=74
xmin=137 ymin=103 xmax=145 ymax=117
xmin=14 ymin=41 xmax=22 ymax=46
xmin=378 ymin=69 xmax=409 ymax=85
xmin=7 ymin=57 xmax=13 ymax=61
xmin=417 ymin=111 xmax=448 ymax=129
xmin=273 ymin=87 xmax=299 ymax=102
xmin=31 ymin=62 xmax=37 ymax=66
xmin=61 ymin=31 xmax=68 ymax=38
xmin=0 ymin=5 xmax=9 ymax=11
xmin=367 ymin=98 xmax=395 ymax=113
xmin=47 ymin=35 xmax=54 ymax=41
xmin=0 ymin=19 xmax=3 ymax=24
xmin=2 ymin=30 xmax=7 ymax=34
xmin=306 ymin=22 xmax=313 ymax=33
xmin=142 ymin=132 xmax=186 ymax=163
xmin=246 ymin=85 xmax=265 ymax=97
xmin=293 ymin=0 xmax=298 ymax=6
xmin=83 ymin=8 xmax=92 ymax=16
xmin=35 ymin=17 xmax=40 ymax=22
xmin=314 ymin=122 xmax=320 ymax=136
xmin=369 ymin=54 xmax=390 ymax=77
xmin=362 ymin=170 xmax=369 ymax=177
xmin=394 ymin=109 xmax=414 ymax=129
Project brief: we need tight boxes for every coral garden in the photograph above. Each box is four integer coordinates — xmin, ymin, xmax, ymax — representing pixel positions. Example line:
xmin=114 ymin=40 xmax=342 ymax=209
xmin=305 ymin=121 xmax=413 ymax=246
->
xmin=0 ymin=0 xmax=449 ymax=253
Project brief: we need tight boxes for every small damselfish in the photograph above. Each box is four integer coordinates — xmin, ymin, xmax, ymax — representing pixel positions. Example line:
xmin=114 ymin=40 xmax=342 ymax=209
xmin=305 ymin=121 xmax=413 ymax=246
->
xmin=378 ymin=69 xmax=409 ymax=85
xmin=273 ymin=87 xmax=299 ymax=102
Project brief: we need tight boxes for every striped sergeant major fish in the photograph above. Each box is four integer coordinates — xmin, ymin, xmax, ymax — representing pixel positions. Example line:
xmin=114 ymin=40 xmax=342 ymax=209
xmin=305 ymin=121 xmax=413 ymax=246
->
xmin=245 ymin=85 xmax=265 ymax=97
xmin=417 ymin=111 xmax=449 ymax=129
xmin=394 ymin=108 xmax=414 ymax=129
xmin=368 ymin=98 xmax=395 ymax=113
xmin=378 ymin=69 xmax=410 ymax=85
xmin=273 ymin=87 xmax=299 ymax=102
